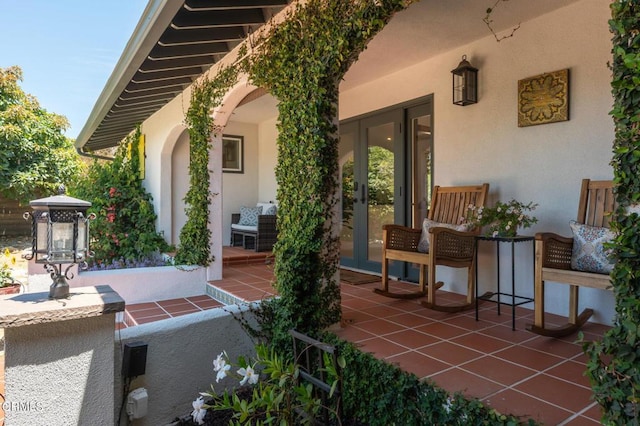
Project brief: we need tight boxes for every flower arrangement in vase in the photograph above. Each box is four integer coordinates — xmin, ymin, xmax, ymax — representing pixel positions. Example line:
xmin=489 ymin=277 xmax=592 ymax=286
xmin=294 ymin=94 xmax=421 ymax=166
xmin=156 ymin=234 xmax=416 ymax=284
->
xmin=466 ymin=199 xmax=538 ymax=237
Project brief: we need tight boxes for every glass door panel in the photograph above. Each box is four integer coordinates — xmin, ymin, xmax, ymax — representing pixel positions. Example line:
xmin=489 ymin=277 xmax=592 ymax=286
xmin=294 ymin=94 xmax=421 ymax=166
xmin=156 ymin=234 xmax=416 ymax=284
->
xmin=405 ymin=101 xmax=433 ymax=282
xmin=366 ymin=122 xmax=395 ymax=264
xmin=339 ymin=110 xmax=403 ymax=274
xmin=339 ymin=122 xmax=357 ymax=265
xmin=411 ymin=113 xmax=432 ymax=228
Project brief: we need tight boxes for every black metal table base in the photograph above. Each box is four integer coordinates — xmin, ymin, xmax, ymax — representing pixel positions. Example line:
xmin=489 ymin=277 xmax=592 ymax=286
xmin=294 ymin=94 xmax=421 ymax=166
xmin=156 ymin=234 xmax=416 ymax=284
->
xmin=474 ymin=235 xmax=534 ymax=330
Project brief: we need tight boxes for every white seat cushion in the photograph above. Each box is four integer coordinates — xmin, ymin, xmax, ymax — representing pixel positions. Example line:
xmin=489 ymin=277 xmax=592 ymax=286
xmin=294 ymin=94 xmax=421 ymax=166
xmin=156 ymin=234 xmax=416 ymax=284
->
xmin=231 ymin=224 xmax=258 ymax=232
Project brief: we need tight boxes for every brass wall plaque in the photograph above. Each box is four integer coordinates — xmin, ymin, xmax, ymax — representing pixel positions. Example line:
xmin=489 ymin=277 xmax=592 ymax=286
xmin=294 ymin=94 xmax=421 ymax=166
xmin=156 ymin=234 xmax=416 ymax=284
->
xmin=518 ymin=69 xmax=569 ymax=127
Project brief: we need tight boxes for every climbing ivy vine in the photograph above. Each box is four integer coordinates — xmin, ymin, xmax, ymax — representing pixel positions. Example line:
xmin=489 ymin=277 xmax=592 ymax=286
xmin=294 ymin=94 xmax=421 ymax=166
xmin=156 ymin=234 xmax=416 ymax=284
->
xmin=242 ymin=0 xmax=415 ymax=346
xmin=585 ymin=2 xmax=640 ymax=423
xmin=178 ymin=0 xmax=414 ymax=345
xmin=174 ymin=66 xmax=239 ymax=266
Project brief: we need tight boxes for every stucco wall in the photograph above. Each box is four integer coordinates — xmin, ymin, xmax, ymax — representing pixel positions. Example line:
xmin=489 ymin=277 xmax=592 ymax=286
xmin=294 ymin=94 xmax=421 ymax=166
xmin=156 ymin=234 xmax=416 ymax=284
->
xmin=221 ymin=121 xmax=260 ymax=245
xmin=73 ymin=265 xmax=206 ymax=304
xmin=4 ymin=314 xmax=116 ymax=425
xmin=337 ymin=0 xmax=615 ymax=324
xmin=114 ymin=305 xmax=257 ymax=426
xmin=171 ymin=129 xmax=190 ymax=246
xmin=258 ymin=117 xmax=279 ymax=202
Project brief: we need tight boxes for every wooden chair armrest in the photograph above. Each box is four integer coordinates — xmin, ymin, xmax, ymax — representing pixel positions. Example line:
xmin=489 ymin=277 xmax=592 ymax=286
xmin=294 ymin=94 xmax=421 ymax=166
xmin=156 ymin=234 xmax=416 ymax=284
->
xmin=535 ymin=232 xmax=574 ymax=270
xmin=430 ymin=227 xmax=476 ymax=261
xmin=383 ymin=224 xmax=421 ymax=251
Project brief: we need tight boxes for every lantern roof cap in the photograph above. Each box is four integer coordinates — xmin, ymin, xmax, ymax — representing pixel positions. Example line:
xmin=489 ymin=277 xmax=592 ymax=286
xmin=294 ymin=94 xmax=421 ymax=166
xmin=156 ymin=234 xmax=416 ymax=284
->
xmin=29 ymin=185 xmax=92 ymax=209
xmin=451 ymin=55 xmax=478 ymax=74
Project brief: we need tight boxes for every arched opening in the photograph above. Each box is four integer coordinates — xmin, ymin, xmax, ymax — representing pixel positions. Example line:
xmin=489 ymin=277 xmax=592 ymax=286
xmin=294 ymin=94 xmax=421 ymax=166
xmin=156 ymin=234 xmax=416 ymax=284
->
xmin=171 ymin=129 xmax=190 ymax=246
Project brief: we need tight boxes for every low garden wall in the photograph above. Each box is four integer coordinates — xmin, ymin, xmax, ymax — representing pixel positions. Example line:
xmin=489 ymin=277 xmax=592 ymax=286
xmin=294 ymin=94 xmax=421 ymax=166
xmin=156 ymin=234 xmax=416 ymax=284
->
xmin=114 ymin=303 xmax=258 ymax=425
xmin=49 ymin=264 xmax=207 ymax=304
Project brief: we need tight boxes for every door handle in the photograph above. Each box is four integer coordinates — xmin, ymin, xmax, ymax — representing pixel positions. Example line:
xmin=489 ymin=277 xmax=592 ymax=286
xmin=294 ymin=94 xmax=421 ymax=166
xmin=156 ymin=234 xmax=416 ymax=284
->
xmin=360 ymin=186 xmax=366 ymax=204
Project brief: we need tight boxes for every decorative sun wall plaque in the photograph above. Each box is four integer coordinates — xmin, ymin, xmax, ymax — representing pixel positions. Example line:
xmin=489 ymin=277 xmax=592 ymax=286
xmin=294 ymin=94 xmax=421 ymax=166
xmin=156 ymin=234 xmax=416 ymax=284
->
xmin=518 ymin=69 xmax=569 ymax=127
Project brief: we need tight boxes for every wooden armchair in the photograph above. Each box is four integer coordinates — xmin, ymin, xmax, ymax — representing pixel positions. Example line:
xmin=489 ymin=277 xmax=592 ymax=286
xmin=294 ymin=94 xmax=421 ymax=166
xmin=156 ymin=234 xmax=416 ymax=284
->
xmin=375 ymin=183 xmax=489 ymax=312
xmin=528 ymin=179 xmax=615 ymax=337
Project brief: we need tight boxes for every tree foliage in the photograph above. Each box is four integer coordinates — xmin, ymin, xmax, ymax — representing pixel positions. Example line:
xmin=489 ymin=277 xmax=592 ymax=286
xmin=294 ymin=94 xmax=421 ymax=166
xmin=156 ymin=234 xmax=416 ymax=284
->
xmin=0 ymin=66 xmax=83 ymax=202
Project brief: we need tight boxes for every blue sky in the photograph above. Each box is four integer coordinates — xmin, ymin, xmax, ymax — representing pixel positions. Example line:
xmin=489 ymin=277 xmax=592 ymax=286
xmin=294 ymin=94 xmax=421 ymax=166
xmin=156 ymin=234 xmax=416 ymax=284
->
xmin=0 ymin=1 xmax=148 ymax=139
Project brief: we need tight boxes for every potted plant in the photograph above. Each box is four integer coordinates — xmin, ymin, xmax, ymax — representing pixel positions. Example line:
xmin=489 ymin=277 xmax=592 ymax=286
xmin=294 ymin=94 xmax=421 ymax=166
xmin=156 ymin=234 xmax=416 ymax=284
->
xmin=1 ymin=248 xmax=21 ymax=295
xmin=466 ymin=199 xmax=538 ymax=237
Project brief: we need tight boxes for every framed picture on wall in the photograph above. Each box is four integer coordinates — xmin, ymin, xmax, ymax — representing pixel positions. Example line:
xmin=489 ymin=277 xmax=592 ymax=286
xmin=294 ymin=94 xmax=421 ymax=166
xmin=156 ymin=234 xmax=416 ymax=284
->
xmin=222 ymin=134 xmax=244 ymax=173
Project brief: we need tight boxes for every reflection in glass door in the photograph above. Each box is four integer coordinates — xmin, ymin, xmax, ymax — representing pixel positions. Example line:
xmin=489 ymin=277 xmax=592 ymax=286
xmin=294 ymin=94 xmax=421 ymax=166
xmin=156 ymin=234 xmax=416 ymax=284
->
xmin=366 ymin=122 xmax=395 ymax=264
xmin=409 ymin=105 xmax=433 ymax=228
xmin=339 ymin=123 xmax=357 ymax=264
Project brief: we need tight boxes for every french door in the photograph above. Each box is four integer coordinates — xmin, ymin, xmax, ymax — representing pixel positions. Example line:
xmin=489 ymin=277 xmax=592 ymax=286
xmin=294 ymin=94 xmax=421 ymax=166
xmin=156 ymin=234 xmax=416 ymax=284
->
xmin=339 ymin=97 xmax=433 ymax=278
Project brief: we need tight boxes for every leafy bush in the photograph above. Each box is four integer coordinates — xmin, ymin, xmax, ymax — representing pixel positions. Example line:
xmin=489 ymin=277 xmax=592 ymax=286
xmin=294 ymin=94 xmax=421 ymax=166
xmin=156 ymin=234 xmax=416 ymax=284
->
xmin=192 ymin=344 xmax=342 ymax=425
xmin=69 ymin=126 xmax=173 ymax=267
xmin=322 ymin=334 xmax=537 ymax=426
xmin=84 ymin=253 xmax=170 ymax=271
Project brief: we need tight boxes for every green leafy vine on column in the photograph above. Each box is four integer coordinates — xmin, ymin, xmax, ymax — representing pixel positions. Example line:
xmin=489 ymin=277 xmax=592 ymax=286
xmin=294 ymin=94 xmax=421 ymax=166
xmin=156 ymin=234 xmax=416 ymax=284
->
xmin=178 ymin=0 xmax=414 ymax=344
xmin=585 ymin=1 xmax=640 ymax=423
xmin=240 ymin=0 xmax=414 ymax=346
xmin=174 ymin=66 xmax=239 ymax=266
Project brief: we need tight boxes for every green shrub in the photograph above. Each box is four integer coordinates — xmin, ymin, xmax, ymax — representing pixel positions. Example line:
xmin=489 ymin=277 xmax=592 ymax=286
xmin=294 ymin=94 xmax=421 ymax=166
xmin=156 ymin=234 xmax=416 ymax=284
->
xmin=322 ymin=334 xmax=537 ymax=426
xmin=69 ymin=126 xmax=172 ymax=266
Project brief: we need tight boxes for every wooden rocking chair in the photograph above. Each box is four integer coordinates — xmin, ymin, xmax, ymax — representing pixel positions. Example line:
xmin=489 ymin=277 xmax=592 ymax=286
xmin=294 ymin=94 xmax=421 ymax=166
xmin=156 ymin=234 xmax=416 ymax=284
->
xmin=528 ymin=179 xmax=616 ymax=337
xmin=375 ymin=183 xmax=489 ymax=312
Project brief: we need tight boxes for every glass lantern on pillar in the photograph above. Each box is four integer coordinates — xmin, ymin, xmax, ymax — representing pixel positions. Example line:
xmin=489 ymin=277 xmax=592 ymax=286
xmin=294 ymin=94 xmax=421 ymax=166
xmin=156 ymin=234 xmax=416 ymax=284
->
xmin=23 ymin=185 xmax=95 ymax=299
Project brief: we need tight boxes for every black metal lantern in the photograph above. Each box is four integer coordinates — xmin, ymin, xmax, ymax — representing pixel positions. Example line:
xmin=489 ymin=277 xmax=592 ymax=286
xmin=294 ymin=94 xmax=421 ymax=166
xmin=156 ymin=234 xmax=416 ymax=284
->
xmin=451 ymin=55 xmax=478 ymax=106
xmin=23 ymin=185 xmax=95 ymax=299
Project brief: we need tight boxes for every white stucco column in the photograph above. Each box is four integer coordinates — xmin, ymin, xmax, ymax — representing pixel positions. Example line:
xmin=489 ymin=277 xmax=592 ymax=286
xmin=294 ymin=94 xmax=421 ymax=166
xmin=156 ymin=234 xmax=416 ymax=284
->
xmin=208 ymin=132 xmax=224 ymax=281
xmin=0 ymin=285 xmax=124 ymax=425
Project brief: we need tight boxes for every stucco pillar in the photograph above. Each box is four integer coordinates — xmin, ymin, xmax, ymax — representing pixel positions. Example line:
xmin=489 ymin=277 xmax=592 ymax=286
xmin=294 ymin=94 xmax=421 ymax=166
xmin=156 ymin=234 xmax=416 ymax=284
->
xmin=0 ymin=285 xmax=124 ymax=425
xmin=207 ymin=133 xmax=224 ymax=281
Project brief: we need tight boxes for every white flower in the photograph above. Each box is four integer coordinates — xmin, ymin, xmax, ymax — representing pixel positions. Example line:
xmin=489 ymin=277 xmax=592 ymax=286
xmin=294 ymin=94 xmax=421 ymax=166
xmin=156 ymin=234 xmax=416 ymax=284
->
xmin=213 ymin=352 xmax=225 ymax=371
xmin=213 ymin=352 xmax=231 ymax=382
xmin=191 ymin=396 xmax=207 ymax=425
xmin=443 ymin=397 xmax=453 ymax=413
xmin=492 ymin=230 xmax=499 ymax=237
xmin=238 ymin=365 xmax=259 ymax=385
xmin=216 ymin=364 xmax=230 ymax=382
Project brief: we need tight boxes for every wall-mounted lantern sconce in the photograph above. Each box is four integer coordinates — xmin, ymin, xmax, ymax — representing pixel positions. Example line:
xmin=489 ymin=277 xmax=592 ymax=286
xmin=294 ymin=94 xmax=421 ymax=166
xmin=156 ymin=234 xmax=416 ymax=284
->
xmin=23 ymin=185 xmax=95 ymax=299
xmin=451 ymin=55 xmax=478 ymax=106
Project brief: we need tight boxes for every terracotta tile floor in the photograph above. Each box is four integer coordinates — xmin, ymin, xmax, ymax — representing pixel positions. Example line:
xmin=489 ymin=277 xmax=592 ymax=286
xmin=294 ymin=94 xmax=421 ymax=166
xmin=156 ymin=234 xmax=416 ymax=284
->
xmin=209 ymin=249 xmax=609 ymax=425
xmin=1 ymin=247 xmax=610 ymax=424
